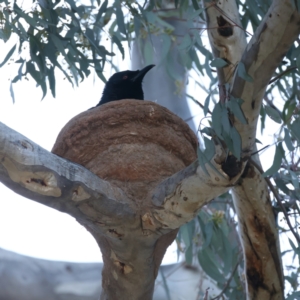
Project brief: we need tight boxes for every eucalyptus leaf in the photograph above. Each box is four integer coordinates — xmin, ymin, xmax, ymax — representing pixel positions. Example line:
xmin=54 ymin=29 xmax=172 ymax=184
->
xmin=160 ymin=34 xmax=171 ymax=62
xmin=202 ymin=220 xmax=213 ymax=248
xmin=112 ymin=35 xmax=124 ymax=59
xmin=143 ymin=39 xmax=153 ymax=65
xmin=210 ymin=58 xmax=228 ymax=68
xmin=178 ymin=34 xmax=192 ymax=50
xmin=263 ymin=143 xmax=284 ymax=177
xmin=204 ymin=93 xmax=210 ymax=116
xmin=284 ymin=128 xmax=295 ymax=151
xmin=237 ymin=61 xmax=253 ymax=82
xmin=96 ymin=0 xmax=108 ymax=22
xmin=228 ymin=97 xmax=247 ymax=124
xmin=274 ymin=176 xmax=290 ymax=194
xmin=134 ymin=17 xmax=141 ymax=38
xmin=48 ymin=66 xmax=56 ymax=98
xmin=286 ymin=291 xmax=300 ymax=300
xmin=289 ymin=170 xmax=299 ymax=190
xmin=185 ymin=244 xmax=193 ymax=265
xmin=221 ymin=108 xmax=231 ymax=134
xmin=0 ymin=43 xmax=16 ymax=67
xmin=188 ymin=8 xmax=205 ymax=20
xmin=290 ymin=119 xmax=300 ymax=142
xmin=197 ymin=147 xmax=210 ymax=176
xmin=198 ymin=248 xmax=225 ymax=284
xmin=115 ymin=1 xmax=126 ymax=35
xmin=297 ymin=53 xmax=300 ymax=72
xmin=191 ymin=0 xmax=200 ymax=10
xmin=265 ymin=105 xmax=282 ymax=123
xmin=211 ymin=103 xmax=223 ymax=138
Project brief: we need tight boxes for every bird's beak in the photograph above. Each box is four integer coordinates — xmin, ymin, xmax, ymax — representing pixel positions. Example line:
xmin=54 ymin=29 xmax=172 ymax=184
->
xmin=131 ymin=64 xmax=155 ymax=82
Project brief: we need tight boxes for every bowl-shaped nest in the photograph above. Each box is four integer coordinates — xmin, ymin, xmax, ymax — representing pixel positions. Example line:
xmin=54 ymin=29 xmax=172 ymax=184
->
xmin=52 ymin=100 xmax=197 ymax=201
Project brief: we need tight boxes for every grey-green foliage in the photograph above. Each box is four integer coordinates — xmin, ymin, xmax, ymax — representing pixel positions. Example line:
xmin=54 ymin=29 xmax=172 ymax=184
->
xmin=178 ymin=193 xmax=245 ymax=299
xmin=1 ymin=0 xmax=300 ymax=297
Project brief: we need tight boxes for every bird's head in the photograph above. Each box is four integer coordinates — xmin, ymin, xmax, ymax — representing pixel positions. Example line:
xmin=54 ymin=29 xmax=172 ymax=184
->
xmin=98 ymin=64 xmax=155 ymax=105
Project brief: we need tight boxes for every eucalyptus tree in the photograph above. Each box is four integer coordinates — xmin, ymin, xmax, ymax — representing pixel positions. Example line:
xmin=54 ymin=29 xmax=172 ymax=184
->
xmin=0 ymin=0 xmax=300 ymax=299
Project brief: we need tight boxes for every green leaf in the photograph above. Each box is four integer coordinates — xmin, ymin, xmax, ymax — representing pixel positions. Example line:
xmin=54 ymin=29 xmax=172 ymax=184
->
xmin=187 ymin=8 xmax=205 ymax=20
xmin=50 ymin=34 xmax=67 ymax=56
xmin=210 ymin=58 xmax=228 ymax=68
xmin=134 ymin=17 xmax=141 ymax=38
xmin=160 ymin=34 xmax=171 ymax=62
xmin=228 ymin=97 xmax=247 ymax=124
xmin=185 ymin=244 xmax=193 ymax=265
xmin=115 ymin=1 xmax=126 ymax=35
xmin=14 ymin=4 xmax=37 ymax=27
xmin=96 ymin=0 xmax=108 ymax=22
xmin=198 ymin=248 xmax=225 ymax=284
xmin=283 ymin=99 xmax=296 ymax=124
xmin=274 ymin=177 xmax=290 ymax=194
xmin=290 ymin=119 xmax=300 ymax=142
xmin=0 ymin=20 xmax=12 ymax=42
xmin=284 ymin=128 xmax=295 ymax=151
xmin=204 ymin=93 xmax=210 ymax=116
xmin=297 ymin=52 xmax=300 ymax=72
xmin=191 ymin=0 xmax=200 ymax=10
xmin=286 ymin=291 xmax=300 ymax=300
xmin=178 ymin=34 xmax=192 ymax=50
xmin=0 ymin=43 xmax=16 ymax=67
xmin=288 ymin=238 xmax=298 ymax=251
xmin=145 ymin=11 xmax=156 ymax=23
xmin=265 ymin=105 xmax=282 ymax=123
xmin=237 ymin=62 xmax=253 ymax=82
xmin=203 ymin=137 xmax=215 ymax=161
xmin=143 ymin=39 xmax=153 ymax=65
xmin=289 ymin=170 xmax=299 ymax=190
xmin=197 ymin=147 xmax=210 ymax=176
xmin=212 ymin=103 xmax=223 ymax=138
xmin=112 ymin=35 xmax=124 ymax=59
xmin=48 ymin=66 xmax=56 ymax=98
xmin=202 ymin=220 xmax=214 ymax=248
xmin=180 ymin=221 xmax=194 ymax=248
xmin=221 ymin=108 xmax=230 ymax=134
xmin=263 ymin=143 xmax=284 ymax=177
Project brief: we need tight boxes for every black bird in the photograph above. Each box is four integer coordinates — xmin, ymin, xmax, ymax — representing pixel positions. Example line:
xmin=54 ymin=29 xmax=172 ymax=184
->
xmin=96 ymin=64 xmax=155 ymax=106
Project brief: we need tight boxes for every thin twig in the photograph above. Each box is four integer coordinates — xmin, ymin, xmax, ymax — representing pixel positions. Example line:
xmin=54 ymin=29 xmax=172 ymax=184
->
xmin=203 ymin=288 xmax=210 ymax=300
xmin=184 ymin=113 xmax=203 ymax=123
xmin=249 ymin=158 xmax=300 ymax=245
xmin=211 ymin=258 xmax=241 ymax=300
xmin=269 ymin=67 xmax=297 ymax=84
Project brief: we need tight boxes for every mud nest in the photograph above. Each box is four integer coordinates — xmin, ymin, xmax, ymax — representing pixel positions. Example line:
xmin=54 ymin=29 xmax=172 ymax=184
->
xmin=52 ymin=100 xmax=197 ymax=201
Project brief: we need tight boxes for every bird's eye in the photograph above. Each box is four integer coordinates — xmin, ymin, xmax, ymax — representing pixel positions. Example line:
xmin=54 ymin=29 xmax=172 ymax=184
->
xmin=123 ymin=75 xmax=128 ymax=80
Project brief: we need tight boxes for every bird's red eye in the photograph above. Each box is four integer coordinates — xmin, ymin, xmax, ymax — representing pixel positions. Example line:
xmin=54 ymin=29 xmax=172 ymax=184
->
xmin=123 ymin=75 xmax=128 ymax=80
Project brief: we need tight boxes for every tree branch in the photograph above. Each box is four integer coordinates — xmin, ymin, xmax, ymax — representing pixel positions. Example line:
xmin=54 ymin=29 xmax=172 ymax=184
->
xmin=249 ymin=158 xmax=300 ymax=245
xmin=231 ymin=0 xmax=300 ymax=151
xmin=0 ymin=122 xmax=134 ymax=223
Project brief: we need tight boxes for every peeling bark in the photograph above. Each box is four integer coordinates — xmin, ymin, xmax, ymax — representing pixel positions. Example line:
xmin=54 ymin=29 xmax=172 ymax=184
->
xmin=204 ymin=0 xmax=300 ymax=299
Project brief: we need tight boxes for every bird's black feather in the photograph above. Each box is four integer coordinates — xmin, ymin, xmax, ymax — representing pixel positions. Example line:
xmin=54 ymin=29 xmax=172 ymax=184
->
xmin=96 ymin=65 xmax=155 ymax=106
